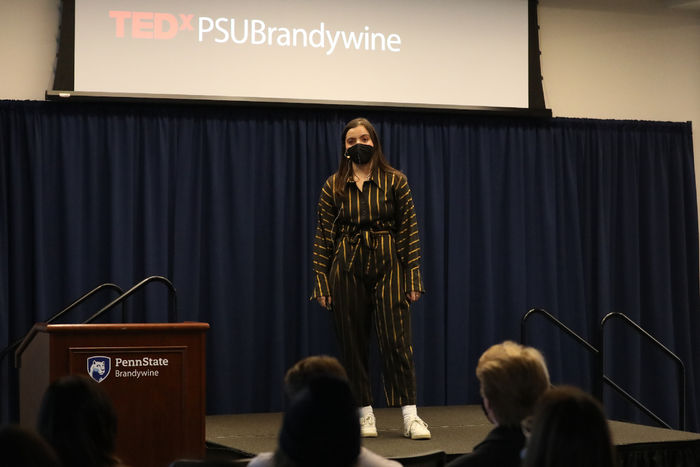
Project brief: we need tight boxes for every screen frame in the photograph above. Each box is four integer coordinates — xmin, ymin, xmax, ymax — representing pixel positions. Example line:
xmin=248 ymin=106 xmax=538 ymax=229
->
xmin=50 ymin=0 xmax=550 ymax=117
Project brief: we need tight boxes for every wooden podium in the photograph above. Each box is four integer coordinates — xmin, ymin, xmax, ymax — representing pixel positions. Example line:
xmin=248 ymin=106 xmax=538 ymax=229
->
xmin=15 ymin=322 xmax=209 ymax=467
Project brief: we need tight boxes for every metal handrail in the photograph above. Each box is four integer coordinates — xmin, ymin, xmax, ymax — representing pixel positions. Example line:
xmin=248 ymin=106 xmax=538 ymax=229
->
xmin=521 ymin=307 xmax=602 ymax=400
xmin=521 ymin=308 xmax=599 ymax=354
xmin=521 ymin=308 xmax=686 ymax=430
xmin=0 ymin=282 xmax=124 ymax=364
xmin=601 ymin=375 xmax=670 ymax=428
xmin=50 ymin=283 xmax=125 ymax=323
xmin=84 ymin=275 xmax=178 ymax=323
xmin=601 ymin=312 xmax=686 ymax=430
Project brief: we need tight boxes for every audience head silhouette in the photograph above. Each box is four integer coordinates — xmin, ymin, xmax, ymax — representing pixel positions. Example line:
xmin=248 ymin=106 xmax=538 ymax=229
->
xmin=37 ymin=374 xmax=120 ymax=467
xmin=276 ymin=376 xmax=360 ymax=467
xmin=283 ymin=354 xmax=349 ymax=397
xmin=248 ymin=355 xmax=400 ymax=467
xmin=476 ymin=340 xmax=550 ymax=426
xmin=0 ymin=424 xmax=61 ymax=467
xmin=522 ymin=385 xmax=616 ymax=467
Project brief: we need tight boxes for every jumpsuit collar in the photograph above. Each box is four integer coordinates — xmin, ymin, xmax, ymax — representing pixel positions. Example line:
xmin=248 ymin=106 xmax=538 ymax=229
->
xmin=347 ymin=169 xmax=385 ymax=192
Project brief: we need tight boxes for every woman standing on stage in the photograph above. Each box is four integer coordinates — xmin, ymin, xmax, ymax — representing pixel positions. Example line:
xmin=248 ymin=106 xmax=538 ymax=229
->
xmin=310 ymin=117 xmax=430 ymax=440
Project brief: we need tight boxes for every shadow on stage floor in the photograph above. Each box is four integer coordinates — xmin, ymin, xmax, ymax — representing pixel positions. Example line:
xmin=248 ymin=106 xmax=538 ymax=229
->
xmin=205 ymin=405 xmax=700 ymax=464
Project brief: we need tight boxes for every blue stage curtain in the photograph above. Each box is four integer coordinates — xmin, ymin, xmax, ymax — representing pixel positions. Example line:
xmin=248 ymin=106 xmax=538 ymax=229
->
xmin=1 ymin=101 xmax=698 ymax=431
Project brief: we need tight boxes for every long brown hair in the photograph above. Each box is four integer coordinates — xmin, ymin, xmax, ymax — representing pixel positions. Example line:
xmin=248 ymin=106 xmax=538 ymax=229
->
xmin=522 ymin=386 xmax=616 ymax=467
xmin=38 ymin=375 xmax=120 ymax=467
xmin=332 ymin=118 xmax=403 ymax=197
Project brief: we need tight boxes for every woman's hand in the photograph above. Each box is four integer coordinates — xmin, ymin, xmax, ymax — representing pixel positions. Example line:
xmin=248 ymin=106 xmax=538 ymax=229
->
xmin=317 ymin=296 xmax=332 ymax=309
xmin=406 ymin=291 xmax=422 ymax=303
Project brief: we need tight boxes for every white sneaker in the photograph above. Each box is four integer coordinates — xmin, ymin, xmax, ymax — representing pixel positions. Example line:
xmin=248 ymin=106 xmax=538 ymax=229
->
xmin=360 ymin=413 xmax=378 ymax=437
xmin=403 ymin=416 xmax=431 ymax=440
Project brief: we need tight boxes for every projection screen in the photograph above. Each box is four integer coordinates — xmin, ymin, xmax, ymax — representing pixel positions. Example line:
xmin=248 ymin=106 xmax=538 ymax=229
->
xmin=53 ymin=0 xmax=544 ymax=111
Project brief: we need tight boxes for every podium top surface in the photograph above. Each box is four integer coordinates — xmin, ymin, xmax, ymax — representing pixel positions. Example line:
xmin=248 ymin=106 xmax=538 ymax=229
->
xmin=15 ymin=322 xmax=210 ymax=367
xmin=35 ymin=322 xmax=210 ymax=333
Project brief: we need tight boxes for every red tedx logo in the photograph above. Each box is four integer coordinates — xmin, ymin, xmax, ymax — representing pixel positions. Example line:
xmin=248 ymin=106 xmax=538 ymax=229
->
xmin=109 ymin=11 xmax=194 ymax=39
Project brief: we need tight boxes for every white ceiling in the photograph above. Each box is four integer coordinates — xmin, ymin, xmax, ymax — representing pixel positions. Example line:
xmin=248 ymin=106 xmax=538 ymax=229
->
xmin=664 ymin=0 xmax=700 ymax=9
xmin=541 ymin=0 xmax=700 ymax=10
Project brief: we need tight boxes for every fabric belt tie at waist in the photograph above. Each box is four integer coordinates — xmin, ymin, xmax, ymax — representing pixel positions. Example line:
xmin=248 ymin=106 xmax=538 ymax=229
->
xmin=342 ymin=229 xmax=391 ymax=271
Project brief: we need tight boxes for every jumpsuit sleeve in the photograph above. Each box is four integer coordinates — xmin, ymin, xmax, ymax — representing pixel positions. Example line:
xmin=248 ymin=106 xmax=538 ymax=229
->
xmin=310 ymin=175 xmax=338 ymax=299
xmin=394 ymin=176 xmax=425 ymax=294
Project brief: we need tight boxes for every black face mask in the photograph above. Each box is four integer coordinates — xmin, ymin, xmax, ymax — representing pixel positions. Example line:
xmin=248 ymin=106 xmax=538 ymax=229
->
xmin=345 ymin=143 xmax=374 ymax=165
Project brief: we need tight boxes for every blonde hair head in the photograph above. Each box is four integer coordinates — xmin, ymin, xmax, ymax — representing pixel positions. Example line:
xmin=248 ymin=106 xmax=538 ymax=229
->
xmin=476 ymin=341 xmax=550 ymax=426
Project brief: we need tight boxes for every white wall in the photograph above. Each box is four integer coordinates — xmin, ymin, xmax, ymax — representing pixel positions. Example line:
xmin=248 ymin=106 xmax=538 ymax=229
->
xmin=0 ymin=0 xmax=60 ymax=99
xmin=539 ymin=0 xmax=700 ymax=160
xmin=539 ymin=0 xmax=700 ymax=221
xmin=1 ymin=0 xmax=699 ymax=181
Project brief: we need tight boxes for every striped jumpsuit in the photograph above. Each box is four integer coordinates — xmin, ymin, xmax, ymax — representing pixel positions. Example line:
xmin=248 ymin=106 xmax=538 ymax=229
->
xmin=311 ymin=169 xmax=424 ymax=407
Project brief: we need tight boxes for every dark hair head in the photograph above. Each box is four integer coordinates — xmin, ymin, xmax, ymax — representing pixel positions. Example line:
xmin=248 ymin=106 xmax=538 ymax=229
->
xmin=523 ymin=386 xmax=616 ymax=467
xmin=340 ymin=117 xmax=383 ymax=156
xmin=0 ymin=425 xmax=61 ymax=467
xmin=278 ymin=376 xmax=360 ymax=467
xmin=37 ymin=375 xmax=118 ymax=467
xmin=333 ymin=117 xmax=402 ymax=197
xmin=283 ymin=355 xmax=348 ymax=397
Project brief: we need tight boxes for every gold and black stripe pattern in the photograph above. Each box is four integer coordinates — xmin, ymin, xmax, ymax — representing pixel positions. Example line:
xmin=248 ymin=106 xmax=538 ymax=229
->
xmin=310 ymin=168 xmax=424 ymax=407
xmin=311 ymin=170 xmax=424 ymax=299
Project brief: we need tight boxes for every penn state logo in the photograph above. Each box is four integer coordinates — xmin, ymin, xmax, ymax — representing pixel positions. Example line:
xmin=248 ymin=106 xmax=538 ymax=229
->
xmin=86 ymin=356 xmax=111 ymax=383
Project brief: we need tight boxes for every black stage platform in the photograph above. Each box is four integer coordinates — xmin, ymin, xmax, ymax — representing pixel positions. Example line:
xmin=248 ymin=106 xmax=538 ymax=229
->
xmin=206 ymin=405 xmax=700 ymax=465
